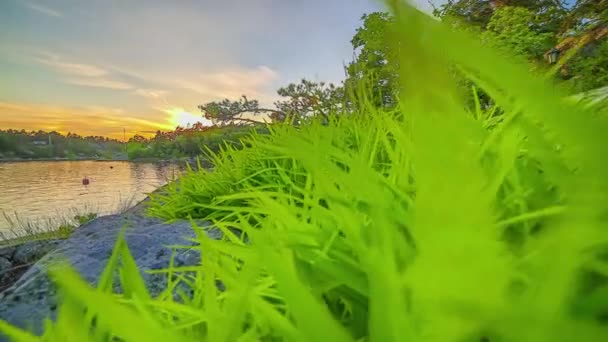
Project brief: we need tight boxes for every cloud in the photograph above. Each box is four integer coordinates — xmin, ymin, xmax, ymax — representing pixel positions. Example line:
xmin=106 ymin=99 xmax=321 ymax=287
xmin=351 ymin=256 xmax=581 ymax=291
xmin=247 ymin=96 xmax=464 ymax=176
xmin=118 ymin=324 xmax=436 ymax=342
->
xmin=133 ymin=88 xmax=169 ymax=99
xmin=103 ymin=62 xmax=281 ymax=108
xmin=48 ymin=61 xmax=107 ymax=77
xmin=15 ymin=47 xmax=281 ymax=128
xmin=66 ymin=78 xmax=134 ymax=90
xmin=23 ymin=2 xmax=62 ymax=18
xmin=173 ymin=65 xmax=280 ymax=105
xmin=32 ymin=52 xmax=137 ymax=90
xmin=35 ymin=54 xmax=108 ymax=77
xmin=0 ymin=101 xmax=171 ymax=138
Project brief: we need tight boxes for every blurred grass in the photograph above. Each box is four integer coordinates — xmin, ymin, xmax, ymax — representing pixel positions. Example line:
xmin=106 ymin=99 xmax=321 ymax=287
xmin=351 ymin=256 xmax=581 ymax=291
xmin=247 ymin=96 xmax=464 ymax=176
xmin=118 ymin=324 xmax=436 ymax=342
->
xmin=1 ymin=1 xmax=608 ymax=341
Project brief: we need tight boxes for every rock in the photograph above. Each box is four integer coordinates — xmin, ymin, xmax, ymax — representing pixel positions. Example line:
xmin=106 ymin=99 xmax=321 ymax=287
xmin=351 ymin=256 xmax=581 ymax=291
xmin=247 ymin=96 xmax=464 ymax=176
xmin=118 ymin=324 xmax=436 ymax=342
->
xmin=0 ymin=240 xmax=62 ymax=295
xmin=12 ymin=240 xmax=62 ymax=265
xmin=0 ymin=208 xmax=220 ymax=338
xmin=0 ymin=257 xmax=11 ymax=280
xmin=0 ymin=246 xmax=16 ymax=260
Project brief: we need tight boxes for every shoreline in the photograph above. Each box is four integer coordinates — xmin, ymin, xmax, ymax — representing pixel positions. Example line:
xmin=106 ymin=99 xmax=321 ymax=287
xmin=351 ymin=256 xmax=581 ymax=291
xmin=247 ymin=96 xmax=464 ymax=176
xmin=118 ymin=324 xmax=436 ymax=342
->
xmin=0 ymin=158 xmax=126 ymax=163
xmin=0 ymin=158 xmax=189 ymax=163
xmin=0 ymin=178 xmax=175 ymax=247
xmin=0 ymin=190 xmax=164 ymax=295
xmin=0 ymin=158 xmax=200 ymax=167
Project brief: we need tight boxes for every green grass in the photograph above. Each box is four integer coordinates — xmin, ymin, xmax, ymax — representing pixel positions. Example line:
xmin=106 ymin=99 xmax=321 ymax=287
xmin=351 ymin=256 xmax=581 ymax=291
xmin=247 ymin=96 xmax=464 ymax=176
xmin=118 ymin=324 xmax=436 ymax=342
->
xmin=0 ymin=191 xmax=140 ymax=246
xmin=0 ymin=209 xmax=99 ymax=247
xmin=1 ymin=2 xmax=608 ymax=341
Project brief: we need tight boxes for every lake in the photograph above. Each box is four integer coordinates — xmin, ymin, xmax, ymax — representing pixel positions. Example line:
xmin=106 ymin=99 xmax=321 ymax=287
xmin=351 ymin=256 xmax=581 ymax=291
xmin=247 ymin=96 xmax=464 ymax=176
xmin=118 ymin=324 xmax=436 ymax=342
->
xmin=0 ymin=161 xmax=182 ymax=235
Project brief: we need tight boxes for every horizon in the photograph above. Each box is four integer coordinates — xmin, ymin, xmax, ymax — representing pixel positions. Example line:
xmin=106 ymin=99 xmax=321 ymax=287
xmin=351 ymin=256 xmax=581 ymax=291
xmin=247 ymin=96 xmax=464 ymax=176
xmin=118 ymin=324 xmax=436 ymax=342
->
xmin=0 ymin=119 xmax=226 ymax=141
xmin=1 ymin=0 xmax=438 ymax=139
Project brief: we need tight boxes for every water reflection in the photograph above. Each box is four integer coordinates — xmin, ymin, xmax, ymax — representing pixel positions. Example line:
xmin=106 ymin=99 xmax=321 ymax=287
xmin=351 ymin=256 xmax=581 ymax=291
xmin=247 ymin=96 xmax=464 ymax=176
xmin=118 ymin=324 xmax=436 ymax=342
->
xmin=0 ymin=161 xmax=182 ymax=232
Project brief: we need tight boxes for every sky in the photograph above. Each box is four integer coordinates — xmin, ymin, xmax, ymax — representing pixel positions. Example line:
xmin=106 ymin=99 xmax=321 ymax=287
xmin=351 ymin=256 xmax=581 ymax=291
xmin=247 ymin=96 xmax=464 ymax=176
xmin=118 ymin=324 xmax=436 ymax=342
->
xmin=0 ymin=0 xmax=439 ymax=138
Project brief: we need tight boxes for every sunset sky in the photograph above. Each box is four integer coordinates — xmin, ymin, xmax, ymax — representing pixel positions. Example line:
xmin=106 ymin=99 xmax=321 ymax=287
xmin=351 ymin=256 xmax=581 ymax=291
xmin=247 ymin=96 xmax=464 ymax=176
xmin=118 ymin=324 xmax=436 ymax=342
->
xmin=0 ymin=0 xmax=437 ymax=139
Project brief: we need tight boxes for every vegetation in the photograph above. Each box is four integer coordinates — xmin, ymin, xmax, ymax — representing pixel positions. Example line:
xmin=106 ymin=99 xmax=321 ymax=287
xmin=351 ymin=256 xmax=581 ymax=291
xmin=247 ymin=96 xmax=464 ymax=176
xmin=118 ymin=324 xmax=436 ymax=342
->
xmin=126 ymin=124 xmax=267 ymax=160
xmin=0 ymin=210 xmax=98 ymax=246
xmin=200 ymin=79 xmax=346 ymax=126
xmin=2 ymin=0 xmax=608 ymax=341
xmin=0 ymin=130 xmax=125 ymax=160
xmin=199 ymin=1 xmax=607 ymax=119
xmin=0 ymin=195 xmax=137 ymax=245
xmin=436 ymin=0 xmax=608 ymax=92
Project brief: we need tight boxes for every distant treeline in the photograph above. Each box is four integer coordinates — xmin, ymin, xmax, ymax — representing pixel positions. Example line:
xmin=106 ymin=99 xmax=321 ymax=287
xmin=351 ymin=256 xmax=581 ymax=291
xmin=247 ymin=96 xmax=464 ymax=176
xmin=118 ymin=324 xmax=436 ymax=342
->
xmin=0 ymin=129 xmax=126 ymax=160
xmin=126 ymin=123 xmax=267 ymax=160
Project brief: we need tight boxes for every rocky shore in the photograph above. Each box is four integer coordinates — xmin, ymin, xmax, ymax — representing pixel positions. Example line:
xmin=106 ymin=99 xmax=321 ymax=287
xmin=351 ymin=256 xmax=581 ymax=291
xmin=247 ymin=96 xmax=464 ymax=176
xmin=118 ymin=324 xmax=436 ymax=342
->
xmin=0 ymin=197 xmax=220 ymax=338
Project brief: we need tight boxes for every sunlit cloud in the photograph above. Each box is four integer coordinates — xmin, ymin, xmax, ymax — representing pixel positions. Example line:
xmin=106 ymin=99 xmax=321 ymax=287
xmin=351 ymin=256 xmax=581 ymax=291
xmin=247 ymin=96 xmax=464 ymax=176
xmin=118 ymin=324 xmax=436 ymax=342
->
xmin=32 ymin=52 xmax=135 ymax=90
xmin=22 ymin=2 xmax=62 ymax=18
xmin=133 ymin=89 xmax=169 ymax=99
xmin=1 ymin=0 xmax=389 ymax=138
xmin=165 ymin=108 xmax=213 ymax=128
xmin=66 ymin=78 xmax=134 ymax=90
xmin=0 ymin=101 xmax=172 ymax=139
xmin=36 ymin=57 xmax=108 ymax=77
xmin=172 ymin=65 xmax=280 ymax=107
xmin=175 ymin=65 xmax=278 ymax=97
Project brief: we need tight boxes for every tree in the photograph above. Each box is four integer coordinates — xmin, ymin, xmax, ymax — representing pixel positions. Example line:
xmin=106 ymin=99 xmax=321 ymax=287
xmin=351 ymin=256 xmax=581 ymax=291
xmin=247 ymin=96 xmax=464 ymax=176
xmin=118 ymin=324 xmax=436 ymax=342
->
xmin=566 ymin=38 xmax=608 ymax=92
xmin=345 ymin=12 xmax=399 ymax=108
xmin=128 ymin=135 xmax=148 ymax=144
xmin=199 ymin=96 xmax=280 ymax=126
xmin=480 ymin=6 xmax=556 ymax=60
xmin=198 ymin=79 xmax=344 ymax=126
xmin=435 ymin=1 xmax=567 ymax=31
xmin=275 ymin=79 xmax=345 ymax=122
xmin=0 ymin=133 xmax=16 ymax=152
xmin=547 ymin=0 xmax=608 ymax=91
xmin=561 ymin=0 xmax=608 ymax=33
xmin=436 ymin=0 xmax=608 ymax=93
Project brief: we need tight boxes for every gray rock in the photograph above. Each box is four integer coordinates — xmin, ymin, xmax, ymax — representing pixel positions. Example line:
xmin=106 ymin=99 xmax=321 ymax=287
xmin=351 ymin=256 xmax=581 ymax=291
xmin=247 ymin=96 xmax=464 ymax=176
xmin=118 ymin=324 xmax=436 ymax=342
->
xmin=0 ymin=257 xmax=11 ymax=279
xmin=12 ymin=240 xmax=62 ymax=265
xmin=0 ymin=209 xmax=220 ymax=338
xmin=0 ymin=246 xmax=16 ymax=260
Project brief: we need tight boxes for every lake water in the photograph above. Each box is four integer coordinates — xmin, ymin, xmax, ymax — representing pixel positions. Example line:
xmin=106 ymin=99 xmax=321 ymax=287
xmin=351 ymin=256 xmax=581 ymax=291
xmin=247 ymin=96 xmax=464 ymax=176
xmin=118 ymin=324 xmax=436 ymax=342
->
xmin=0 ymin=161 xmax=182 ymax=235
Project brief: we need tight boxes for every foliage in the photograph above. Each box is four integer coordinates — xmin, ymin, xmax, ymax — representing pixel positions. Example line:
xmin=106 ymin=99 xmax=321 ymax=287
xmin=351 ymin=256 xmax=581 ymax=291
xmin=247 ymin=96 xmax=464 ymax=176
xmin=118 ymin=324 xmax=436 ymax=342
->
xmin=436 ymin=0 xmax=608 ymax=93
xmin=126 ymin=125 xmax=265 ymax=160
xmin=0 ymin=130 xmax=125 ymax=160
xmin=565 ymin=37 xmax=608 ymax=92
xmin=345 ymin=12 xmax=399 ymax=108
xmin=480 ymin=6 xmax=556 ymax=59
xmin=2 ymin=1 xmax=608 ymax=341
xmin=563 ymin=0 xmax=608 ymax=33
xmin=199 ymin=79 xmax=345 ymax=125
xmin=434 ymin=0 xmax=566 ymax=31
xmin=275 ymin=79 xmax=346 ymax=123
xmin=198 ymin=96 xmax=277 ymax=125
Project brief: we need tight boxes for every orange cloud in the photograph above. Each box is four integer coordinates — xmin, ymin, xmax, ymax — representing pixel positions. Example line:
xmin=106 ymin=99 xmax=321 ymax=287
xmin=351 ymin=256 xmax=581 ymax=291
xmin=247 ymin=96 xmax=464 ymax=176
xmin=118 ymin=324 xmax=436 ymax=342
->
xmin=0 ymin=101 xmax=173 ymax=139
xmin=4 ymin=48 xmax=281 ymax=136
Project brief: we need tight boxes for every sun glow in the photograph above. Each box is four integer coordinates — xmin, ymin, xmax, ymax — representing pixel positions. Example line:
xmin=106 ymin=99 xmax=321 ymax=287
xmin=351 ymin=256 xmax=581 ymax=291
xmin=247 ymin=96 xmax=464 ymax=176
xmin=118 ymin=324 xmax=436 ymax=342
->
xmin=166 ymin=107 xmax=213 ymax=128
